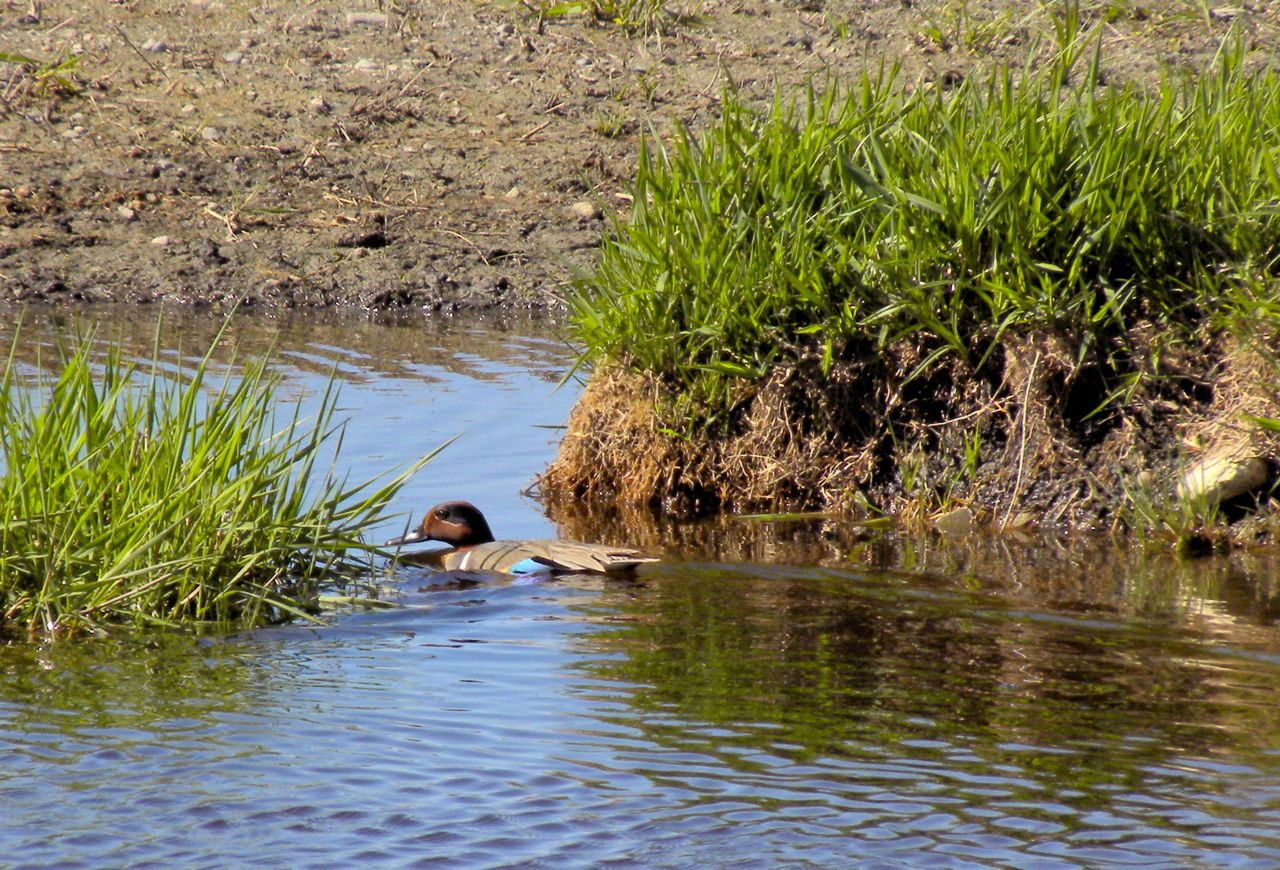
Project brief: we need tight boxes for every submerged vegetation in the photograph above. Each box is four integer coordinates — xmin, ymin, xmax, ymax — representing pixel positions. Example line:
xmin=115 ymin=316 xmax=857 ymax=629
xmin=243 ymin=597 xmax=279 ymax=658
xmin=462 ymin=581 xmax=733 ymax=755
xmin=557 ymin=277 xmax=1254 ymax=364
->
xmin=551 ymin=21 xmax=1280 ymax=532
xmin=0 ymin=324 xmax=431 ymax=637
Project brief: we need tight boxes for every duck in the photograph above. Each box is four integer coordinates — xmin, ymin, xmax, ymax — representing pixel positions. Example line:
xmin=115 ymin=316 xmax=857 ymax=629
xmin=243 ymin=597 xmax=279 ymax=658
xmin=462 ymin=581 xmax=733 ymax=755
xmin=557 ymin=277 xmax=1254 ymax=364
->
xmin=385 ymin=500 xmax=658 ymax=575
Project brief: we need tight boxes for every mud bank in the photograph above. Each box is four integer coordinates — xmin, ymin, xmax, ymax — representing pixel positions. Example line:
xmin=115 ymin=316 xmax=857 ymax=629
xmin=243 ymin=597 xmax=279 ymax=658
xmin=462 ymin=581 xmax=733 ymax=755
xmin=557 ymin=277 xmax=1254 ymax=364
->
xmin=3 ymin=2 xmax=1274 ymax=310
xmin=542 ymin=328 xmax=1280 ymax=541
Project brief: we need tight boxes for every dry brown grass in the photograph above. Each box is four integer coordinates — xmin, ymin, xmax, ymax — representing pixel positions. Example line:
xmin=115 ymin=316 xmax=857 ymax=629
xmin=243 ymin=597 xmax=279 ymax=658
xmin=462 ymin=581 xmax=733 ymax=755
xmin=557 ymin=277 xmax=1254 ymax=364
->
xmin=542 ymin=327 xmax=1280 ymax=537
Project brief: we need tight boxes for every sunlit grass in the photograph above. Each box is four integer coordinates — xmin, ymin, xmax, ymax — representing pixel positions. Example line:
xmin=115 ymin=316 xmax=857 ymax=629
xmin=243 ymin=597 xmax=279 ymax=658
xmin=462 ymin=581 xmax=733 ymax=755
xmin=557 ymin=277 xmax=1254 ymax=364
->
xmin=519 ymin=0 xmax=692 ymax=35
xmin=0 ymin=50 xmax=82 ymax=108
xmin=572 ymin=24 xmax=1280 ymax=426
xmin=0 ymin=323 xmax=434 ymax=637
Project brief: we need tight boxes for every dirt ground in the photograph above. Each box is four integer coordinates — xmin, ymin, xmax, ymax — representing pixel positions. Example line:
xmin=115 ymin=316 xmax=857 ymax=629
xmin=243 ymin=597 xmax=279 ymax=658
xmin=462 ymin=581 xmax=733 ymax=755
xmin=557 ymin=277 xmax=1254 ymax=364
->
xmin=2 ymin=1 xmax=1276 ymax=311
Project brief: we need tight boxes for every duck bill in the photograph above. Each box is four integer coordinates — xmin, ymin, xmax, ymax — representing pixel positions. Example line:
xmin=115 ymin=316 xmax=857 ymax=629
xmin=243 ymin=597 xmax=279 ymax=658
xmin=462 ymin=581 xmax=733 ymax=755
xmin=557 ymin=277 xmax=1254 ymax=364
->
xmin=385 ymin=528 xmax=427 ymax=547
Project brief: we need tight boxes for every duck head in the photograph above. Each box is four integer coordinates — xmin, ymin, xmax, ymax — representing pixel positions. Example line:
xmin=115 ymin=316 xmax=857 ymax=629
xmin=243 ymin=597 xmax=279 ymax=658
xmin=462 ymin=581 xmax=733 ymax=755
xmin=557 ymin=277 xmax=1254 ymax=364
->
xmin=386 ymin=500 xmax=496 ymax=549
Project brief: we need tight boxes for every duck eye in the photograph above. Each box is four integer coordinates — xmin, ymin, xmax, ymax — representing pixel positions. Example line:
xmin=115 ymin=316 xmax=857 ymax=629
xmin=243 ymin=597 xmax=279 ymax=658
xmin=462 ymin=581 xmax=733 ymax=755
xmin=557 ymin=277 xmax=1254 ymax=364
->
xmin=434 ymin=508 xmax=449 ymax=519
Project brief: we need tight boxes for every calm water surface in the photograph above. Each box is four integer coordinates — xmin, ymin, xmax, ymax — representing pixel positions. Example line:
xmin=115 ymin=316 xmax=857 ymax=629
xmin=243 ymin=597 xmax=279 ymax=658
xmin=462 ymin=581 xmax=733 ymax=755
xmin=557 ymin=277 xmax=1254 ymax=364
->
xmin=3 ymin=308 xmax=1280 ymax=868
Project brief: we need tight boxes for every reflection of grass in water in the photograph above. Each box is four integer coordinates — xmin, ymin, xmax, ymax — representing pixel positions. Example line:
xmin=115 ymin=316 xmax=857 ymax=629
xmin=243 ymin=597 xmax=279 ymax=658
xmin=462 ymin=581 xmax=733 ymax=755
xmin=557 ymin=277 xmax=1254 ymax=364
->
xmin=575 ymin=560 xmax=1280 ymax=800
xmin=0 ymin=320 xmax=435 ymax=637
xmin=0 ymin=630 xmax=268 ymax=729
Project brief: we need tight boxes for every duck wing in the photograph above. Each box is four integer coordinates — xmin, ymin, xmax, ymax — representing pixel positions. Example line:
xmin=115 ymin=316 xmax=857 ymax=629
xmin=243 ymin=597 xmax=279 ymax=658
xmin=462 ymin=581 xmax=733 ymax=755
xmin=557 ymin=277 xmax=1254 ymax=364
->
xmin=444 ymin=540 xmax=657 ymax=574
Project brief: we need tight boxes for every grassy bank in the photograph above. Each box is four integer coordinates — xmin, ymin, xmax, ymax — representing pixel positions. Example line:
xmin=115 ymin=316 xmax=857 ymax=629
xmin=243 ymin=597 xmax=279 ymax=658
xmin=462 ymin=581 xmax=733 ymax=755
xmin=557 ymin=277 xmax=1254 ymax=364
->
xmin=550 ymin=23 xmax=1280 ymax=530
xmin=0 ymin=324 xmax=430 ymax=637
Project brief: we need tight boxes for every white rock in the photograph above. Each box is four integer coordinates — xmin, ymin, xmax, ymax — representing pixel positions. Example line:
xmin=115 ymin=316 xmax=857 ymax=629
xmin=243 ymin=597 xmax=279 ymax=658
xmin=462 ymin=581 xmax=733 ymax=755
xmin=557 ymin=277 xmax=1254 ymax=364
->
xmin=1177 ymin=453 xmax=1269 ymax=506
xmin=346 ymin=12 xmax=390 ymax=27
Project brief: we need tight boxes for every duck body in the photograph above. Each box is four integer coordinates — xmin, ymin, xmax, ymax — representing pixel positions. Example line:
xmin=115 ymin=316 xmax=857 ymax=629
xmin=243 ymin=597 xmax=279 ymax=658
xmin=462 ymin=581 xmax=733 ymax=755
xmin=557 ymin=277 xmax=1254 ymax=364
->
xmin=386 ymin=500 xmax=656 ymax=575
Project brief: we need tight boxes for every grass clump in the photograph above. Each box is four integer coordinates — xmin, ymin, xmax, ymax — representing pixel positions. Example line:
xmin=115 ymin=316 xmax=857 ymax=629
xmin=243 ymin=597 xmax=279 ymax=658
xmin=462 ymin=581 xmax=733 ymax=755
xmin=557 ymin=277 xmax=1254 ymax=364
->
xmin=0 ymin=324 xmax=430 ymax=638
xmin=0 ymin=51 xmax=82 ymax=111
xmin=550 ymin=21 xmax=1280 ymax=526
xmin=572 ymin=33 xmax=1280 ymax=426
xmin=521 ymin=0 xmax=691 ymax=36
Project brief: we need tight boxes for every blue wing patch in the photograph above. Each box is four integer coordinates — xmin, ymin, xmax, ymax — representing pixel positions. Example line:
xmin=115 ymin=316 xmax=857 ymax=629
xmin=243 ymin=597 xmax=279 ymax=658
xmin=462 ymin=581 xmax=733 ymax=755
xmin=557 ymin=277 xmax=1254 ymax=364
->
xmin=508 ymin=557 xmax=554 ymax=575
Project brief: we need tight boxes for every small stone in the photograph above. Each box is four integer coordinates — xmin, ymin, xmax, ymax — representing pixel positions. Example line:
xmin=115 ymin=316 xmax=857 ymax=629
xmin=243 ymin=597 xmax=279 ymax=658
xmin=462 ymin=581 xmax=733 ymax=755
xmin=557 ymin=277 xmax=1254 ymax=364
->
xmin=504 ymin=186 xmax=520 ymax=200
xmin=141 ymin=38 xmax=168 ymax=53
xmin=1007 ymin=512 xmax=1037 ymax=529
xmin=346 ymin=11 xmax=390 ymax=27
xmin=934 ymin=506 xmax=975 ymax=536
xmin=353 ymin=58 xmax=378 ymax=71
xmin=569 ymin=201 xmax=602 ymax=221
xmin=60 ymin=127 xmax=81 ymax=139
xmin=116 ymin=205 xmax=137 ymax=222
xmin=308 ymin=96 xmax=331 ymax=114
xmin=150 ymin=235 xmax=170 ymax=246
xmin=200 ymin=126 xmax=223 ymax=141
xmin=180 ymin=103 xmax=196 ymax=114
xmin=222 ymin=50 xmax=244 ymax=64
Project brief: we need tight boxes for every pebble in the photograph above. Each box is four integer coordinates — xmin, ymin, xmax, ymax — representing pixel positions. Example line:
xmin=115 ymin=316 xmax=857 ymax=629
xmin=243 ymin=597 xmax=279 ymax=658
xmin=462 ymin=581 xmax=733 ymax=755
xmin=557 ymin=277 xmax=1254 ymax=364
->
xmin=569 ymin=201 xmax=602 ymax=221
xmin=308 ymin=96 xmax=331 ymax=114
xmin=150 ymin=235 xmax=170 ymax=246
xmin=116 ymin=205 xmax=137 ymax=222
xmin=933 ymin=506 xmax=975 ymax=536
xmin=353 ymin=58 xmax=379 ymax=71
xmin=141 ymin=37 xmax=168 ymax=53
xmin=223 ymin=50 xmax=244 ymax=64
xmin=346 ymin=12 xmax=390 ymax=27
xmin=200 ymin=126 xmax=223 ymax=141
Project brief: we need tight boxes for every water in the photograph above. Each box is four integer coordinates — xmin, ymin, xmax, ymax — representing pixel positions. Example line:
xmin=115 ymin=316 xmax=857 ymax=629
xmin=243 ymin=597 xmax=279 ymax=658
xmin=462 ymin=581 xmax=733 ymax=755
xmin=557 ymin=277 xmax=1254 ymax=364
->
xmin=3 ymin=307 xmax=1280 ymax=868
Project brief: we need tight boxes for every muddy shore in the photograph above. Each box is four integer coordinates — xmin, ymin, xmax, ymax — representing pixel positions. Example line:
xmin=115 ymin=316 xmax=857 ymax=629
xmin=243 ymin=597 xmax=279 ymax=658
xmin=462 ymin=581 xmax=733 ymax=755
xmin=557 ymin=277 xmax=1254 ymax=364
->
xmin=4 ymin=2 xmax=1275 ymax=311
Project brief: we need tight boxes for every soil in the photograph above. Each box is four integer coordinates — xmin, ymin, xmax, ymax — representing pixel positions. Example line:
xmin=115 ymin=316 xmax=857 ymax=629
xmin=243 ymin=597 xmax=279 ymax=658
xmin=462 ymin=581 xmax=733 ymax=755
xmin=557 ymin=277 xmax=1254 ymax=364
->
xmin=3 ymin=1 xmax=1276 ymax=311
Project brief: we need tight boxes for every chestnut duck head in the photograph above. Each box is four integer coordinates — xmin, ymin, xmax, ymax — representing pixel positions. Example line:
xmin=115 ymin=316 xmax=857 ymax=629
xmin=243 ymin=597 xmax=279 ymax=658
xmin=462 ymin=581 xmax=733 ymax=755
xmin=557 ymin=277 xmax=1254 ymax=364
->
xmin=386 ymin=500 xmax=496 ymax=549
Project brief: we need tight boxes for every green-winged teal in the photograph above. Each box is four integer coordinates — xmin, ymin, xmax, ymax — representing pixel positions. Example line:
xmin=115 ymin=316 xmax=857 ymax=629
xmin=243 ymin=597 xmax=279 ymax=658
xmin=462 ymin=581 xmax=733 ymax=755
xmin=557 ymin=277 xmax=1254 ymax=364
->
xmin=386 ymin=500 xmax=657 ymax=575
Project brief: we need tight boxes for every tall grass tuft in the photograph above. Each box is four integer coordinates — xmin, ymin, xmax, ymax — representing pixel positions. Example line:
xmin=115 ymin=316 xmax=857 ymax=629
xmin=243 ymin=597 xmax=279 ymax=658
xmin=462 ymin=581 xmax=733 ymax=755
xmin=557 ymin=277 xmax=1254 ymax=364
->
xmin=572 ymin=29 xmax=1280 ymax=423
xmin=0 ymin=324 xmax=432 ymax=637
